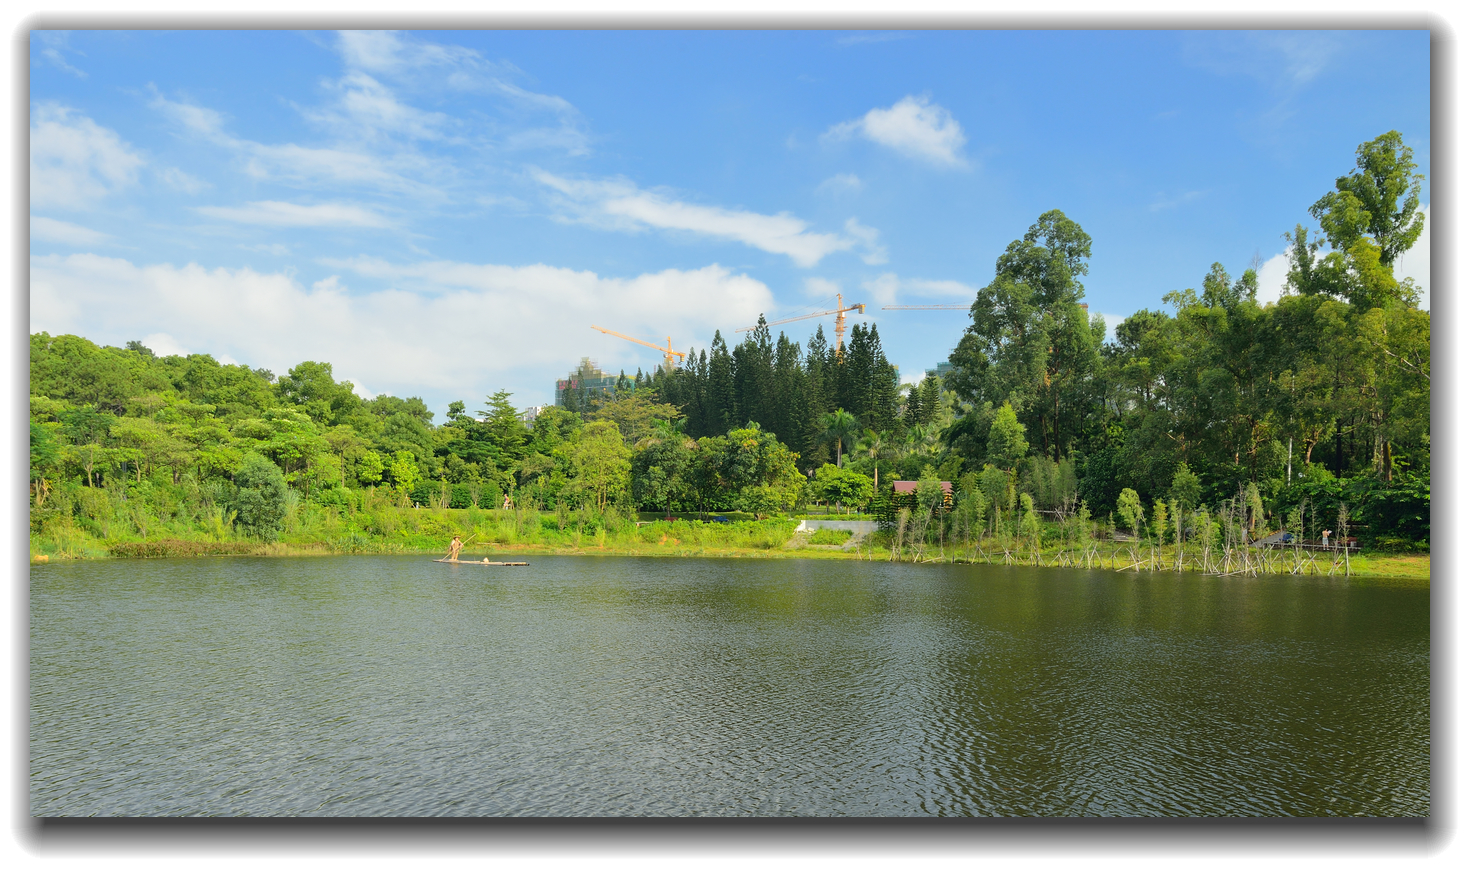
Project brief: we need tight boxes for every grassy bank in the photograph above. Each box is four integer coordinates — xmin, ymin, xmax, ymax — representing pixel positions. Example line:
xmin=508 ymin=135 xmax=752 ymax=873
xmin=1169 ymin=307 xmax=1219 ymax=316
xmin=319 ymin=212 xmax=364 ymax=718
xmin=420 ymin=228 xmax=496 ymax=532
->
xmin=30 ymin=507 xmax=826 ymax=562
xmin=31 ymin=508 xmax=1428 ymax=583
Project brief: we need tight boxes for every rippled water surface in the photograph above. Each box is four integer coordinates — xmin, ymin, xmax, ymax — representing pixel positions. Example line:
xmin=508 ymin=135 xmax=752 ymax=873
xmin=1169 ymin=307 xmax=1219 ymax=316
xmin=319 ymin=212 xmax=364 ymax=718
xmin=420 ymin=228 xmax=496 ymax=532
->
xmin=31 ymin=555 xmax=1428 ymax=816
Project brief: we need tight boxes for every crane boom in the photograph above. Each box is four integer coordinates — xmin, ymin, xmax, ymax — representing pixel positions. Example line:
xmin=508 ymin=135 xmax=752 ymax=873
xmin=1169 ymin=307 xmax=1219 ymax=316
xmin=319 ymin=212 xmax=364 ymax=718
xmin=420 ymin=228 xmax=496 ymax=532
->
xmin=591 ymin=325 xmax=687 ymax=373
xmin=880 ymin=304 xmax=969 ymax=310
xmin=735 ymin=292 xmax=866 ymax=360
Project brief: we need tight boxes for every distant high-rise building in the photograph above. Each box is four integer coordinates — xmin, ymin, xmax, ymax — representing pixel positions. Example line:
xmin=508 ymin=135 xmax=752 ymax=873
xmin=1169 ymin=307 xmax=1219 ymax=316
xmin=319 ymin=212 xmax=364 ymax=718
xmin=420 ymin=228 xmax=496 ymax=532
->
xmin=925 ymin=360 xmax=954 ymax=379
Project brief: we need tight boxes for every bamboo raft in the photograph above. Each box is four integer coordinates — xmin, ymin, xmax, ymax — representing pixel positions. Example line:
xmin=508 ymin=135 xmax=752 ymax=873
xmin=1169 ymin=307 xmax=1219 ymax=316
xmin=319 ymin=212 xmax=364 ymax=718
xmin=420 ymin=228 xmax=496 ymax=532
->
xmin=433 ymin=558 xmax=530 ymax=566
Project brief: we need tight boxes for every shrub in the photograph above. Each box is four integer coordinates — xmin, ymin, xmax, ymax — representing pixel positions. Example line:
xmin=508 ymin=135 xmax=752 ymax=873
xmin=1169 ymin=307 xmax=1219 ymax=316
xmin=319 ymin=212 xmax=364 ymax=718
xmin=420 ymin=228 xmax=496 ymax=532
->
xmin=230 ymin=454 xmax=289 ymax=541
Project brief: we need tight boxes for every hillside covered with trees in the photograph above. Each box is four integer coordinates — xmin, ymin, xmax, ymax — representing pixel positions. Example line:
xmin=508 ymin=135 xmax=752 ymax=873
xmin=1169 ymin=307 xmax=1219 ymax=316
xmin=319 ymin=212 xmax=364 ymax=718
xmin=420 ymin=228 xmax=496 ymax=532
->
xmin=29 ymin=132 xmax=1429 ymax=558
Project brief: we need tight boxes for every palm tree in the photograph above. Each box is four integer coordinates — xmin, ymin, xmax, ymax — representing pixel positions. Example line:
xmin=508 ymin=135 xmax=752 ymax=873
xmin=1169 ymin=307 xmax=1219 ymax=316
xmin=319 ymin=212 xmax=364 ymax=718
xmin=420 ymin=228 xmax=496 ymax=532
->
xmin=817 ymin=408 xmax=861 ymax=469
xmin=858 ymin=427 xmax=893 ymax=491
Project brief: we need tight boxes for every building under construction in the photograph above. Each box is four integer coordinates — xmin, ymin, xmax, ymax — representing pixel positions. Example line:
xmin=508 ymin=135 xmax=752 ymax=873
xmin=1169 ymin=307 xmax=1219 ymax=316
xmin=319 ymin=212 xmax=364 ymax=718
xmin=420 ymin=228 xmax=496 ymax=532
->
xmin=555 ymin=358 xmax=629 ymax=410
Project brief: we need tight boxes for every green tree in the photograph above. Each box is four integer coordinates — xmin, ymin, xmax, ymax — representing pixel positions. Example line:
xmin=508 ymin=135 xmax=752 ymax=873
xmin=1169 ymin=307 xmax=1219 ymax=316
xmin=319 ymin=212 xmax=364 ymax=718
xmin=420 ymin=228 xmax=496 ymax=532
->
xmin=817 ymin=408 xmax=861 ymax=468
xmin=588 ymin=391 xmax=683 ymax=444
xmin=1310 ymin=130 xmax=1425 ymax=268
xmin=276 ymin=360 xmax=362 ymax=425
xmin=986 ymin=402 xmax=1028 ymax=471
xmin=388 ymin=450 xmax=419 ymax=498
xmin=811 ymin=463 xmax=874 ymax=513
xmin=30 ymin=421 xmax=60 ymax=506
xmin=356 ymin=448 xmax=385 ymax=486
xmin=956 ymin=210 xmax=1098 ymax=461
xmin=630 ymin=421 xmax=694 ymax=515
xmin=1116 ymin=487 xmax=1144 ymax=539
xmin=231 ymin=454 xmax=290 ymax=541
xmin=1169 ymin=462 xmax=1202 ymax=510
xmin=572 ymin=420 xmax=632 ymax=511
xmin=477 ymin=390 xmax=530 ymax=467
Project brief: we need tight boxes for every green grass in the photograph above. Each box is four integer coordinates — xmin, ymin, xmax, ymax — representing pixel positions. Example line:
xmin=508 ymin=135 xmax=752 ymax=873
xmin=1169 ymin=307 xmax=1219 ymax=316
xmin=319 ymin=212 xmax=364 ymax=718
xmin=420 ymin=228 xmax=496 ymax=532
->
xmin=805 ymin=528 xmax=853 ymax=546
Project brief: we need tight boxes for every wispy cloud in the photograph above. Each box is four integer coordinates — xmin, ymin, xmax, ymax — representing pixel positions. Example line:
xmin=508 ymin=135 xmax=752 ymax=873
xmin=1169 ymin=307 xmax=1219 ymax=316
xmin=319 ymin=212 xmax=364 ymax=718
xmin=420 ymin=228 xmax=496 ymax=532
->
xmin=30 ymin=104 xmax=145 ymax=210
xmin=241 ymin=243 xmax=292 ymax=256
xmin=31 ymin=216 xmax=112 ymax=247
xmin=156 ymin=166 xmax=209 ymax=194
xmin=861 ymin=272 xmax=973 ymax=307
xmin=844 ymin=218 xmax=888 ymax=265
xmin=301 ymin=70 xmax=450 ymax=143
xmin=817 ymin=173 xmax=864 ymax=196
xmin=825 ymin=95 xmax=968 ymax=168
xmin=34 ymin=32 xmax=87 ymax=78
xmin=196 ymin=200 xmax=392 ymax=228
xmin=150 ymin=89 xmax=439 ymax=199
xmin=1182 ymin=32 xmax=1348 ymax=90
xmin=533 ymin=171 xmax=880 ymax=268
xmin=337 ymin=30 xmax=486 ymax=79
xmin=333 ymin=30 xmax=590 ymax=156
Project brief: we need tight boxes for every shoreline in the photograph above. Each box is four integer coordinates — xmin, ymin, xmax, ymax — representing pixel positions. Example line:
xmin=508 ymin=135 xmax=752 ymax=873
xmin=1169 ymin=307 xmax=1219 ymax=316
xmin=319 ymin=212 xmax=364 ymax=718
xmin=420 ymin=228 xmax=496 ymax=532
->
xmin=30 ymin=537 xmax=1431 ymax=583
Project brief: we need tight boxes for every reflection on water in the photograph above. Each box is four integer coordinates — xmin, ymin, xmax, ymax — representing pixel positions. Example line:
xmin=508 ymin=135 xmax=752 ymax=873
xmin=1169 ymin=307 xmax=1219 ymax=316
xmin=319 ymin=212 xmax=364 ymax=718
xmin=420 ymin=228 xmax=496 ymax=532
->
xmin=30 ymin=555 xmax=1428 ymax=816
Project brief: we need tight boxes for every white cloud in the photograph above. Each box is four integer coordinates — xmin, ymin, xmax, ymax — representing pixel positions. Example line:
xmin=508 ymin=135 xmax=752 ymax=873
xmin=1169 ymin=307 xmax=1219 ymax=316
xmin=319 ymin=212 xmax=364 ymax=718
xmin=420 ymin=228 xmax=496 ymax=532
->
xmin=1256 ymin=250 xmax=1293 ymax=305
xmin=30 ymin=104 xmax=145 ymax=209
xmin=861 ymin=272 xmax=972 ymax=307
xmin=899 ymin=371 xmax=931 ymax=388
xmin=1098 ymin=312 xmax=1126 ymax=342
xmin=196 ymin=201 xmax=392 ymax=228
xmin=534 ymin=170 xmax=861 ymax=268
xmin=341 ymin=379 xmax=375 ymax=400
xmin=825 ymin=95 xmax=968 ymax=168
xmin=804 ymin=277 xmax=842 ymax=299
xmin=817 ymin=173 xmax=864 ymax=196
xmin=156 ymin=166 xmax=209 ymax=194
xmin=31 ymin=216 xmax=111 ymax=247
xmin=140 ymin=332 xmax=191 ymax=358
xmin=31 ymin=254 xmax=774 ymax=408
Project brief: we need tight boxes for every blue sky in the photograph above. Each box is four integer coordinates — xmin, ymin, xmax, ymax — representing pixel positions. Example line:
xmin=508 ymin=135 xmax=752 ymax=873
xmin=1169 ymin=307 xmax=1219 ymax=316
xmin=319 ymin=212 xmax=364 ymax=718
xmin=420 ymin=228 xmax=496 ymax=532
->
xmin=29 ymin=29 xmax=1431 ymax=418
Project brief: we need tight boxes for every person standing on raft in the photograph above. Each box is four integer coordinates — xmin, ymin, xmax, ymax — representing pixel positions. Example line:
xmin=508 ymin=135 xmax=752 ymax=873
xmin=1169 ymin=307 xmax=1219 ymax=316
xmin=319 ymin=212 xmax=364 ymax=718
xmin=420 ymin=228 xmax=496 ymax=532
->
xmin=448 ymin=535 xmax=464 ymax=561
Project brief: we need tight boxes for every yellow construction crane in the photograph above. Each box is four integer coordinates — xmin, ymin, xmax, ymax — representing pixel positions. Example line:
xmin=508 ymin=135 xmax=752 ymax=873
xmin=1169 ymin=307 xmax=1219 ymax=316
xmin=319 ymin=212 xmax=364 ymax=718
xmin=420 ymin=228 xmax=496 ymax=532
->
xmin=735 ymin=293 xmax=867 ymax=360
xmin=591 ymin=325 xmax=687 ymax=373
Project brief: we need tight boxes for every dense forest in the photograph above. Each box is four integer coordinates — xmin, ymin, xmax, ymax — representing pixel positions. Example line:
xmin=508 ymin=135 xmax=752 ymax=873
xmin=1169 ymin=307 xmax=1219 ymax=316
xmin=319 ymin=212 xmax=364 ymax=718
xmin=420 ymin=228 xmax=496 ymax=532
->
xmin=29 ymin=132 xmax=1429 ymax=557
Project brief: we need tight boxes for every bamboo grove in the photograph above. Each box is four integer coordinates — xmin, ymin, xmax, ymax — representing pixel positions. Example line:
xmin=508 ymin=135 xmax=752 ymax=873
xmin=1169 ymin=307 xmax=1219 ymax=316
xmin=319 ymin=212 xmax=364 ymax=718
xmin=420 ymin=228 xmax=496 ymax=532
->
xmin=29 ymin=132 xmax=1429 ymax=559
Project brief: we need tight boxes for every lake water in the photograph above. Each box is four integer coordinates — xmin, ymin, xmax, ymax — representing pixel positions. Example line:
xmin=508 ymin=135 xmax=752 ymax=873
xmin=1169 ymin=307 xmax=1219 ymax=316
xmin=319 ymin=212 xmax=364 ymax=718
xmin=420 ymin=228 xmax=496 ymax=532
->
xmin=30 ymin=555 xmax=1429 ymax=816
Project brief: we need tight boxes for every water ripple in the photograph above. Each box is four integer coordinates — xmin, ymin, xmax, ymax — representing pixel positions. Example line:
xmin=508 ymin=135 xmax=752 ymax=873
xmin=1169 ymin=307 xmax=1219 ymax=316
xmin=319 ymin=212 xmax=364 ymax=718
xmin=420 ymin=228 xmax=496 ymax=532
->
xmin=31 ymin=556 xmax=1429 ymax=816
